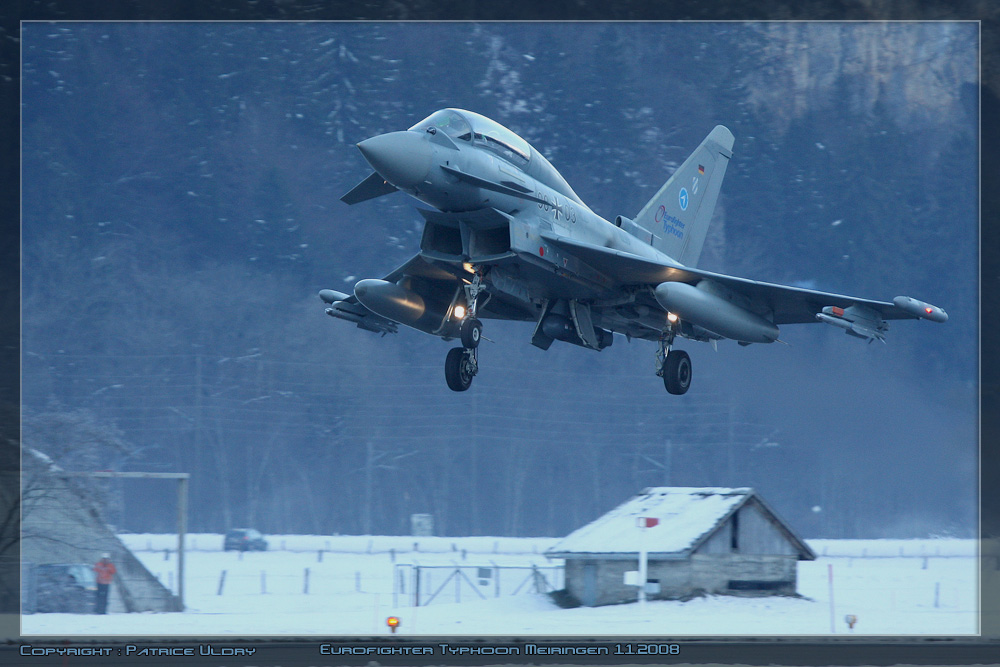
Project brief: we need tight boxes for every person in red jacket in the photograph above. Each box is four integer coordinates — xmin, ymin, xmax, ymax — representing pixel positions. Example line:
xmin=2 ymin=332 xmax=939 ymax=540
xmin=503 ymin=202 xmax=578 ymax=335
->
xmin=93 ymin=553 xmax=116 ymax=614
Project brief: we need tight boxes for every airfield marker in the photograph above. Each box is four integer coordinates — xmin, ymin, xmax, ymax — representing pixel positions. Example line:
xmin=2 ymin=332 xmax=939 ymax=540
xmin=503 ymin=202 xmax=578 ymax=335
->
xmin=637 ymin=517 xmax=659 ymax=607
xmin=828 ymin=564 xmax=836 ymax=633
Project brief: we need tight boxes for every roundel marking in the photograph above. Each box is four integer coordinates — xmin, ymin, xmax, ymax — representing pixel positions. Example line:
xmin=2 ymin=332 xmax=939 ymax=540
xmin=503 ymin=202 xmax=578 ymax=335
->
xmin=678 ymin=188 xmax=689 ymax=211
xmin=655 ymin=205 xmax=665 ymax=223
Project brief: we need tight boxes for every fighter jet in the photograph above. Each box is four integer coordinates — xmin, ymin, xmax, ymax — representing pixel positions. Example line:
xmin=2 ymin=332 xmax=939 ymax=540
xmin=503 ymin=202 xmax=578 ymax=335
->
xmin=320 ymin=109 xmax=947 ymax=394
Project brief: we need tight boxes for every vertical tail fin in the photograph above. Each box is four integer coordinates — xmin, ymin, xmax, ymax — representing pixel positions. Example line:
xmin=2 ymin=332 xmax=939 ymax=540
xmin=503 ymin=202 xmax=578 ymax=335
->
xmin=632 ymin=125 xmax=734 ymax=268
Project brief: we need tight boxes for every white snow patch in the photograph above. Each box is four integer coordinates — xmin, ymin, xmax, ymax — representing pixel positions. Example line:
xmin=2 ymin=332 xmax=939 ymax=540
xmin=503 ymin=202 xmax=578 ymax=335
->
xmin=20 ymin=535 xmax=978 ymax=636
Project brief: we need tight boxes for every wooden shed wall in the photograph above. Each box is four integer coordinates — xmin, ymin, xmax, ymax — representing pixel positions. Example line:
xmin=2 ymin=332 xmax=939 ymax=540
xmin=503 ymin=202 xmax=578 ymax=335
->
xmin=691 ymin=554 xmax=797 ymax=594
xmin=564 ymin=558 xmax=692 ymax=607
xmin=695 ymin=502 xmax=798 ymax=557
xmin=737 ymin=501 xmax=799 ymax=556
xmin=699 ymin=521 xmax=732 ymax=554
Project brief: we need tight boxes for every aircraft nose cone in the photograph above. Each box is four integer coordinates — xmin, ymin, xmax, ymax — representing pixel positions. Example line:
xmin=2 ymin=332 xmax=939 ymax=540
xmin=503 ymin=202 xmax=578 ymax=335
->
xmin=357 ymin=131 xmax=432 ymax=190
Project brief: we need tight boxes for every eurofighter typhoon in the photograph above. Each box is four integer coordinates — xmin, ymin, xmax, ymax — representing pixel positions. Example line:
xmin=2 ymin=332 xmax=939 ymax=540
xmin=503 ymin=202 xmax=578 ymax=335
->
xmin=320 ymin=109 xmax=947 ymax=393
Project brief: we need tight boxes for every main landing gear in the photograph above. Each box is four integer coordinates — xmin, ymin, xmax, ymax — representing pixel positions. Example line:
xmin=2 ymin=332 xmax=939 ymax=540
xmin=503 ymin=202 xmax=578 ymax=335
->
xmin=655 ymin=329 xmax=692 ymax=395
xmin=445 ymin=270 xmax=486 ymax=392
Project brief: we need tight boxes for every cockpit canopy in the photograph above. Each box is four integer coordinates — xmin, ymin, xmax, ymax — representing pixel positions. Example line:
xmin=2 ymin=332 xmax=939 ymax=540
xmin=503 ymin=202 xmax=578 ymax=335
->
xmin=409 ymin=108 xmax=581 ymax=205
xmin=410 ymin=109 xmax=530 ymax=164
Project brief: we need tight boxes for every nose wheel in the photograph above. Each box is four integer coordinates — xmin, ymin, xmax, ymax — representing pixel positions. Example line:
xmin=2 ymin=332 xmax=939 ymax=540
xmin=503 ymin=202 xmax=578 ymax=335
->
xmin=460 ymin=317 xmax=482 ymax=349
xmin=445 ymin=346 xmax=478 ymax=392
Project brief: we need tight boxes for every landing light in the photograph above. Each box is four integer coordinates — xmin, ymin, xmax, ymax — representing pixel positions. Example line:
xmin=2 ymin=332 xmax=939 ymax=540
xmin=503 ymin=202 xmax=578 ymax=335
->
xmin=463 ymin=262 xmax=475 ymax=274
xmin=453 ymin=305 xmax=466 ymax=320
xmin=386 ymin=616 xmax=400 ymax=633
xmin=667 ymin=312 xmax=679 ymax=324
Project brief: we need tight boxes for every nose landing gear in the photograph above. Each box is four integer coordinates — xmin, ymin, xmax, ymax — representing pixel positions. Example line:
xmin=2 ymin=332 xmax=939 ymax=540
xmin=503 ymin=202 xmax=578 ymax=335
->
xmin=445 ymin=269 xmax=486 ymax=392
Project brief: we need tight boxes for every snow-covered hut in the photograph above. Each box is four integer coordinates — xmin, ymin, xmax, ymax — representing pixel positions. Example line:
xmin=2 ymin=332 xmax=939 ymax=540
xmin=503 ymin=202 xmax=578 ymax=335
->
xmin=545 ymin=487 xmax=815 ymax=606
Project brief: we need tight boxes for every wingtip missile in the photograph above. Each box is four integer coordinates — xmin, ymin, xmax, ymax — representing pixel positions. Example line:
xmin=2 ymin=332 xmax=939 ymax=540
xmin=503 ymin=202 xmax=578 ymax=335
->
xmin=816 ymin=304 xmax=888 ymax=342
xmin=893 ymin=296 xmax=948 ymax=323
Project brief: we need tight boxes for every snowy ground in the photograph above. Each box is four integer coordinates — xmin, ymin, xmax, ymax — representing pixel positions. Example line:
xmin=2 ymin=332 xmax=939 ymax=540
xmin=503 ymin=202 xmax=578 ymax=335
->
xmin=20 ymin=535 xmax=980 ymax=636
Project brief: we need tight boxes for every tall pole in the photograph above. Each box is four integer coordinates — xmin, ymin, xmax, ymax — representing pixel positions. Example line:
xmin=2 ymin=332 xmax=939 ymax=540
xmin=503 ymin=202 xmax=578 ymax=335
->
xmin=727 ymin=402 xmax=735 ymax=483
xmin=636 ymin=517 xmax=658 ymax=607
xmin=194 ymin=354 xmax=202 ymax=518
xmin=664 ymin=439 xmax=672 ymax=486
xmin=827 ymin=563 xmax=835 ymax=633
xmin=638 ymin=524 xmax=647 ymax=607
xmin=178 ymin=476 xmax=188 ymax=610
xmin=363 ymin=441 xmax=373 ymax=535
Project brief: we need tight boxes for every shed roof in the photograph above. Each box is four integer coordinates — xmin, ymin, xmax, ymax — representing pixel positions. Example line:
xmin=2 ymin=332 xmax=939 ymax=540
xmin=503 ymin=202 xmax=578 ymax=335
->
xmin=545 ymin=487 xmax=815 ymax=561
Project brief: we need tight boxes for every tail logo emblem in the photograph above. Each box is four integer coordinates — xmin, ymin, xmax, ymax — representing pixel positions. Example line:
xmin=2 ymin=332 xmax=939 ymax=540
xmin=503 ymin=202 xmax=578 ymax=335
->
xmin=678 ymin=187 xmax=689 ymax=211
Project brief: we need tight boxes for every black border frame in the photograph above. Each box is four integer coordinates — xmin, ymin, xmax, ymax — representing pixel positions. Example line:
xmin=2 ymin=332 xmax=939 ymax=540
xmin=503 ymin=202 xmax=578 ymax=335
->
xmin=2 ymin=1 xmax=995 ymax=666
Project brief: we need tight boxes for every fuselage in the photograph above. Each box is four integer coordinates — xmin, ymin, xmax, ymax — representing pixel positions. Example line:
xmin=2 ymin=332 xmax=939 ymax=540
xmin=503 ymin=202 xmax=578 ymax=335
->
xmin=330 ymin=109 xmax=948 ymax=395
xmin=359 ymin=108 xmax=683 ymax=302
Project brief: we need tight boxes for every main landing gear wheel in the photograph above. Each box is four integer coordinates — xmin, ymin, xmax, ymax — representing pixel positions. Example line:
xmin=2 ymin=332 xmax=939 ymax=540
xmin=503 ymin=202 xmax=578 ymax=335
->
xmin=445 ymin=346 xmax=477 ymax=392
xmin=663 ymin=350 xmax=692 ymax=395
xmin=460 ymin=318 xmax=482 ymax=349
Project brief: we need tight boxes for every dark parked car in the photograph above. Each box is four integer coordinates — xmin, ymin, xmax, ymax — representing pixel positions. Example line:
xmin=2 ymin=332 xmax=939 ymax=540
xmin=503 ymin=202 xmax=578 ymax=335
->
xmin=31 ymin=564 xmax=97 ymax=613
xmin=223 ymin=528 xmax=268 ymax=552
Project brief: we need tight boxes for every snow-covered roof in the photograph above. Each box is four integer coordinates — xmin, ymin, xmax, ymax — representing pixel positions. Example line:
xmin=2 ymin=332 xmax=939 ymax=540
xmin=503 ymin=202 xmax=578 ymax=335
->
xmin=545 ymin=487 xmax=809 ymax=559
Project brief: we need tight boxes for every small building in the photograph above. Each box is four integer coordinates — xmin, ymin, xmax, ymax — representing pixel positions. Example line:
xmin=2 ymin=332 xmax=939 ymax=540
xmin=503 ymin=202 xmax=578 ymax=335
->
xmin=545 ymin=487 xmax=816 ymax=607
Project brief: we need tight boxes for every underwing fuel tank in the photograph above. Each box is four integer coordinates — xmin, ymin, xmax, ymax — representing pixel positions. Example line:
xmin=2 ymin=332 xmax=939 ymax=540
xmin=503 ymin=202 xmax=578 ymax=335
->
xmin=654 ymin=280 xmax=779 ymax=343
xmin=353 ymin=279 xmax=455 ymax=336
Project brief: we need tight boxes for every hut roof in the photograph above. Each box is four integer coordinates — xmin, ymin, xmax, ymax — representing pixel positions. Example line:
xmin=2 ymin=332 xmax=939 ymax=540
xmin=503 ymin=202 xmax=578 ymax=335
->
xmin=545 ymin=487 xmax=815 ymax=561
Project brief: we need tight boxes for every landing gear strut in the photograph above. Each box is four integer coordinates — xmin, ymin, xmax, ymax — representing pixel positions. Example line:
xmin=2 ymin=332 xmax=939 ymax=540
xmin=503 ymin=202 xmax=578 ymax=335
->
xmin=445 ymin=269 xmax=487 ymax=391
xmin=655 ymin=329 xmax=692 ymax=395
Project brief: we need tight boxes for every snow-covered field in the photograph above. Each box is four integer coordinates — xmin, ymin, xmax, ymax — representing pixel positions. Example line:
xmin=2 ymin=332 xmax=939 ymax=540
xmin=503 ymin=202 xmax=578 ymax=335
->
xmin=21 ymin=535 xmax=980 ymax=636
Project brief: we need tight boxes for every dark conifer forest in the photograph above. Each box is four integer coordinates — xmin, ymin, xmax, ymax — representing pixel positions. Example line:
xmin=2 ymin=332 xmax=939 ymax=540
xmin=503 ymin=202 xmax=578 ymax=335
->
xmin=20 ymin=22 xmax=978 ymax=540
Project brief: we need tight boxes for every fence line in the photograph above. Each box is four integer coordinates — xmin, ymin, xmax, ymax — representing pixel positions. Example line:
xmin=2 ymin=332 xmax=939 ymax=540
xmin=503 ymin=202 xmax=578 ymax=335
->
xmin=393 ymin=564 xmax=563 ymax=607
